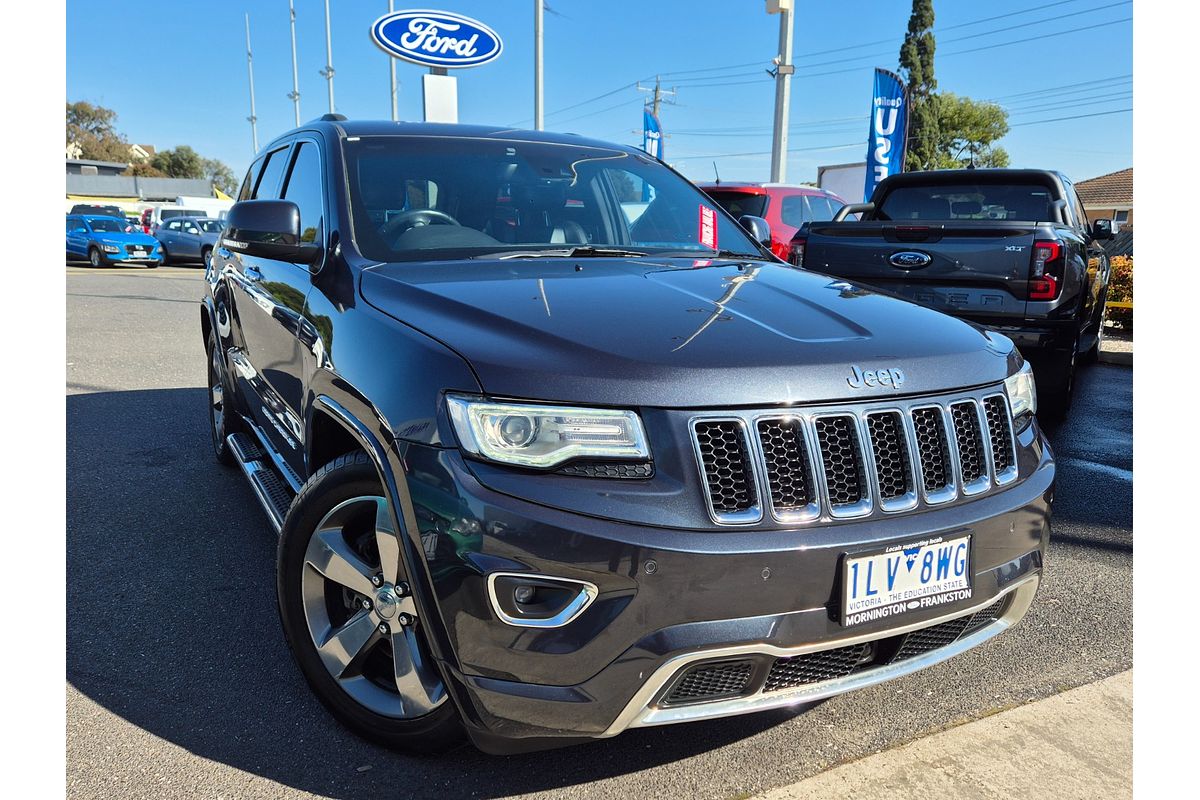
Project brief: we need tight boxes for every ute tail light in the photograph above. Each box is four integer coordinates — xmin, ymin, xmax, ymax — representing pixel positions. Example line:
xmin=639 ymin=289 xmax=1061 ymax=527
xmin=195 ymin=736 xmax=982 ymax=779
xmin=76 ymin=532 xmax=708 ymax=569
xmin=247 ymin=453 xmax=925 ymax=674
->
xmin=788 ymin=235 xmax=807 ymax=267
xmin=1029 ymin=240 xmax=1063 ymax=300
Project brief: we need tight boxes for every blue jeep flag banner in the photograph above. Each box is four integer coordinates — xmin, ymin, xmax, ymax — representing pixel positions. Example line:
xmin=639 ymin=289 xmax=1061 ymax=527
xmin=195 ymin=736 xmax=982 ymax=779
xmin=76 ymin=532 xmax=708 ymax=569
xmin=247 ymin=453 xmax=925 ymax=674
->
xmin=643 ymin=109 xmax=663 ymax=160
xmin=863 ymin=68 xmax=909 ymax=202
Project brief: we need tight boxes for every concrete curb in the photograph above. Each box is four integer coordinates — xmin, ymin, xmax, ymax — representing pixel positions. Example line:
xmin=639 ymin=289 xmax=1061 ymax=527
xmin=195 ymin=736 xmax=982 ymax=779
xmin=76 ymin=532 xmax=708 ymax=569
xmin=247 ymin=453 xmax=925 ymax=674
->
xmin=1098 ymin=349 xmax=1132 ymax=366
xmin=754 ymin=670 xmax=1132 ymax=800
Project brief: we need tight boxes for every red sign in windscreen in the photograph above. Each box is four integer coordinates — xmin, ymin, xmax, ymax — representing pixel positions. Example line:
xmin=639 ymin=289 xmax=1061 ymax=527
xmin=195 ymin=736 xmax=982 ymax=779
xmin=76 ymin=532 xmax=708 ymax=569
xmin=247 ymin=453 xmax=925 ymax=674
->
xmin=699 ymin=205 xmax=717 ymax=250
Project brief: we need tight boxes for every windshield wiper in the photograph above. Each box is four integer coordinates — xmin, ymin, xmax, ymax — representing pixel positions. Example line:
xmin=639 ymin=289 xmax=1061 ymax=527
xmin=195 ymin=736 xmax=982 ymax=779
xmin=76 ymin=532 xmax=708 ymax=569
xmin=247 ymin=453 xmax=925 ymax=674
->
xmin=479 ymin=246 xmax=648 ymax=260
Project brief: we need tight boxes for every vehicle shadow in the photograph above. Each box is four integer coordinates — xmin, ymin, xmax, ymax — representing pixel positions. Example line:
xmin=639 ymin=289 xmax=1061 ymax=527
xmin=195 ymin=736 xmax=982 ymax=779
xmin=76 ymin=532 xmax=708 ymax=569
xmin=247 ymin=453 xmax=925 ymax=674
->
xmin=67 ymin=388 xmax=802 ymax=798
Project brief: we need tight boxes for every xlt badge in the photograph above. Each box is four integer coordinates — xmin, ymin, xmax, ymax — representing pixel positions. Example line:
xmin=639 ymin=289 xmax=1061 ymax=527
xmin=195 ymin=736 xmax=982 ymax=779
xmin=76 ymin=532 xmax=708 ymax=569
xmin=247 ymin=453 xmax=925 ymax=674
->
xmin=847 ymin=364 xmax=906 ymax=389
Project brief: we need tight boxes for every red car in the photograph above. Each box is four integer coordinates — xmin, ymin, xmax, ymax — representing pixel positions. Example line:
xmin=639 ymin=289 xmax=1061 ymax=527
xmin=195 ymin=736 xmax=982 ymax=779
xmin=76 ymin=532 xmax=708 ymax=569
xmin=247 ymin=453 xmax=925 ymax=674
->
xmin=698 ymin=182 xmax=851 ymax=261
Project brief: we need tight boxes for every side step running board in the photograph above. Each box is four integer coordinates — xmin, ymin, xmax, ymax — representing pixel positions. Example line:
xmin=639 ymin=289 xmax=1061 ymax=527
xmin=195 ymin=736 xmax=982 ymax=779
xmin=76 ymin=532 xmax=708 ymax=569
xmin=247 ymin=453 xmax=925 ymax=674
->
xmin=228 ymin=432 xmax=296 ymax=535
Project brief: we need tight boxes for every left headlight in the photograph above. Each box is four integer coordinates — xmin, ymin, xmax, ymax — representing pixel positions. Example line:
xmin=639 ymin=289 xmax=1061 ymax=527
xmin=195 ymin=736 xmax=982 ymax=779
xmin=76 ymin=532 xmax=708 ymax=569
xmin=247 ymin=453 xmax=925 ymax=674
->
xmin=1004 ymin=361 xmax=1037 ymax=420
xmin=446 ymin=395 xmax=650 ymax=468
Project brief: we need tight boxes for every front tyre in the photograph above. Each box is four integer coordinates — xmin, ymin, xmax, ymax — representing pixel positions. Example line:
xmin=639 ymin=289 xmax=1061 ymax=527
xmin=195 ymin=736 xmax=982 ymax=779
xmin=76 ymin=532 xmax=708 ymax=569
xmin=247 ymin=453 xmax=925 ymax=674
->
xmin=205 ymin=328 xmax=242 ymax=465
xmin=277 ymin=453 xmax=462 ymax=753
xmin=88 ymin=247 xmax=103 ymax=267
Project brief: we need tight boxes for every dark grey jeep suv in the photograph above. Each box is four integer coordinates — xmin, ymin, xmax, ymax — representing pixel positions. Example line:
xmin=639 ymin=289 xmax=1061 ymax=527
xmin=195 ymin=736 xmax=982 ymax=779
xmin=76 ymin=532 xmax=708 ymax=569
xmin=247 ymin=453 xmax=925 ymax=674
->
xmin=201 ymin=117 xmax=1054 ymax=754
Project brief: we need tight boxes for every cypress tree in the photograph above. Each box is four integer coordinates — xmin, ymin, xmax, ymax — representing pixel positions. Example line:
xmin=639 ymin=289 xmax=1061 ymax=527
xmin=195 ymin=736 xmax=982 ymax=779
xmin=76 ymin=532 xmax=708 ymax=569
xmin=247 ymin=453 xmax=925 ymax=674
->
xmin=899 ymin=0 xmax=938 ymax=170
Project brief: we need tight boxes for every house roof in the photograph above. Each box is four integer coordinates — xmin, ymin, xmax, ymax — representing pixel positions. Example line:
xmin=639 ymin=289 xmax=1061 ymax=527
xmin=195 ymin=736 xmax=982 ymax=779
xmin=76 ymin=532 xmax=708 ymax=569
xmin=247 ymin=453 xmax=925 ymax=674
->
xmin=1076 ymin=168 xmax=1132 ymax=207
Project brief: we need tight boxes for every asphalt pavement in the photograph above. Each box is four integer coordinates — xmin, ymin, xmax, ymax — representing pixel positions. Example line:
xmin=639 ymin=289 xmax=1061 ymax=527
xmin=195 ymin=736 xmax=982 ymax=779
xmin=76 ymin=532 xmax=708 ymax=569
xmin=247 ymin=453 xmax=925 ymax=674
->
xmin=66 ymin=264 xmax=1132 ymax=800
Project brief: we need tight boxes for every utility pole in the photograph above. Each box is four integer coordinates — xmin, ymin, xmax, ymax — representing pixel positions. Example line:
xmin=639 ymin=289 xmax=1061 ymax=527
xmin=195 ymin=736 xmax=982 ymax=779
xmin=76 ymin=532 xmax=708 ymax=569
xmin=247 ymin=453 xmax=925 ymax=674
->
xmin=534 ymin=0 xmax=544 ymax=130
xmin=388 ymin=0 xmax=399 ymax=120
xmin=768 ymin=0 xmax=795 ymax=183
xmin=288 ymin=0 xmax=301 ymax=126
xmin=244 ymin=14 xmax=259 ymax=153
xmin=320 ymin=0 xmax=335 ymax=113
xmin=637 ymin=75 xmax=676 ymax=119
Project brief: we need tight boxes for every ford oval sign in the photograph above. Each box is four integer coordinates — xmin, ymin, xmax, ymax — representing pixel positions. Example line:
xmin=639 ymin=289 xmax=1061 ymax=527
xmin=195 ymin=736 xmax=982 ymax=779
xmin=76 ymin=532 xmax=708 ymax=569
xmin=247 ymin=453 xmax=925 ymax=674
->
xmin=371 ymin=9 xmax=502 ymax=68
xmin=888 ymin=251 xmax=933 ymax=269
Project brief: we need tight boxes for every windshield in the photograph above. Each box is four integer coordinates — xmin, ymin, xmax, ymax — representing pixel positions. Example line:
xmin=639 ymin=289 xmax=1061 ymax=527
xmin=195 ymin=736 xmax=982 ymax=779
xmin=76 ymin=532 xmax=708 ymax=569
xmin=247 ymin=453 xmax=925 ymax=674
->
xmin=344 ymin=136 xmax=763 ymax=262
xmin=877 ymin=183 xmax=1055 ymax=221
xmin=703 ymin=191 xmax=767 ymax=220
xmin=87 ymin=217 xmax=125 ymax=233
xmin=197 ymin=219 xmax=224 ymax=232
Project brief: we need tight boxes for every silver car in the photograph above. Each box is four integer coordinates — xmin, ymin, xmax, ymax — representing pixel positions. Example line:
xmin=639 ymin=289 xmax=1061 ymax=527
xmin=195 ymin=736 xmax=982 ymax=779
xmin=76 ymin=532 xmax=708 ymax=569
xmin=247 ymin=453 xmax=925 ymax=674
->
xmin=155 ymin=216 xmax=224 ymax=267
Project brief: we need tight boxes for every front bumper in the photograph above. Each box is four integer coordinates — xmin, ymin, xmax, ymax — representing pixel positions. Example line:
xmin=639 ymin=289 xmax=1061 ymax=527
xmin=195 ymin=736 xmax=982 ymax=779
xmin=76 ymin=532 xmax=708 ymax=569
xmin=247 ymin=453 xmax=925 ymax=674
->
xmin=400 ymin=421 xmax=1054 ymax=754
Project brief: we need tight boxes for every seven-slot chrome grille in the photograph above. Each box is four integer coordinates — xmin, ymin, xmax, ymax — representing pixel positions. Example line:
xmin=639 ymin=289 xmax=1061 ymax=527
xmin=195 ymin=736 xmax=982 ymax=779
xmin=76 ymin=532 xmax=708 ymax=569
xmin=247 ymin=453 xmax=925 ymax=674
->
xmin=689 ymin=386 xmax=1021 ymax=525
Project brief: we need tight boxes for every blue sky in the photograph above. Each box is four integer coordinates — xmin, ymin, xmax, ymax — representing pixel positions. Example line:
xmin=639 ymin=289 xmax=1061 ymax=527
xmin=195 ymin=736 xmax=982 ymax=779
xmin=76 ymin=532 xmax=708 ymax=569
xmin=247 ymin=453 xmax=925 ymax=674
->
xmin=66 ymin=0 xmax=1131 ymax=187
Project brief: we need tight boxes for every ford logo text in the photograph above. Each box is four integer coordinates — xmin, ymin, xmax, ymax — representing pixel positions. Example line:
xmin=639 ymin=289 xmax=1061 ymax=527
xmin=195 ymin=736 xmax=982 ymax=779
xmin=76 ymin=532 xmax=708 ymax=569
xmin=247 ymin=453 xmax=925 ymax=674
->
xmin=371 ymin=9 xmax=503 ymax=68
xmin=888 ymin=251 xmax=932 ymax=269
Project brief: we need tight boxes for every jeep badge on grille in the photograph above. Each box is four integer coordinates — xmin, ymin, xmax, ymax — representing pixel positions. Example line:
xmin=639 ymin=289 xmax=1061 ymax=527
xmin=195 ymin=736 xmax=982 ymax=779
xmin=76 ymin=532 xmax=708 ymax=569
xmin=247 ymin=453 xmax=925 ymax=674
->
xmin=847 ymin=365 xmax=906 ymax=389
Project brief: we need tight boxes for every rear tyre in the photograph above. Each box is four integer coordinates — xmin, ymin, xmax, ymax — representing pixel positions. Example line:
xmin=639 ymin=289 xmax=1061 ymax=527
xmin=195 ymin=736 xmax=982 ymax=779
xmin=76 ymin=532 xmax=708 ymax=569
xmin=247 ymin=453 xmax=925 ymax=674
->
xmin=206 ymin=328 xmax=242 ymax=466
xmin=1036 ymin=336 xmax=1078 ymax=424
xmin=277 ymin=453 xmax=463 ymax=753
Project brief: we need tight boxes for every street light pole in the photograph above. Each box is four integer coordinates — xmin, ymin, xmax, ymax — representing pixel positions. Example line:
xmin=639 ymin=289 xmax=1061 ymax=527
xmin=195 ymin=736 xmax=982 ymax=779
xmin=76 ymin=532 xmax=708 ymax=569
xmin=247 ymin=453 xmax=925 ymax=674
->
xmin=389 ymin=0 xmax=399 ymax=120
xmin=288 ymin=0 xmax=301 ymax=126
xmin=245 ymin=14 xmax=259 ymax=153
xmin=768 ymin=0 xmax=795 ymax=183
xmin=534 ymin=0 xmax=544 ymax=130
xmin=320 ymin=0 xmax=336 ymax=113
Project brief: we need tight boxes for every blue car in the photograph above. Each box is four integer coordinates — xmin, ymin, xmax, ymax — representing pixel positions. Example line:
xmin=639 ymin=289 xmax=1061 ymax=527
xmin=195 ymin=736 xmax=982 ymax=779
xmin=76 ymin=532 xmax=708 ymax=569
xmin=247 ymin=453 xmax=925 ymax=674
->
xmin=66 ymin=214 xmax=163 ymax=268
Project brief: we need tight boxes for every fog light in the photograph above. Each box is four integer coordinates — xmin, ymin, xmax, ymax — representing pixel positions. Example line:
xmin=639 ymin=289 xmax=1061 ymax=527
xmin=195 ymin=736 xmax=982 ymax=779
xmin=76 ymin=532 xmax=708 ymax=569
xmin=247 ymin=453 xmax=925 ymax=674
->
xmin=513 ymin=584 xmax=537 ymax=605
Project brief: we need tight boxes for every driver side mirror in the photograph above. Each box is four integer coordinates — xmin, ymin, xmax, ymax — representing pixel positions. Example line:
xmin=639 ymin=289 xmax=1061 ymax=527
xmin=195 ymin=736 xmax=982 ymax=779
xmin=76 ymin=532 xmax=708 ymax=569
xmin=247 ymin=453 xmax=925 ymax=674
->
xmin=224 ymin=200 xmax=322 ymax=266
xmin=1091 ymin=218 xmax=1117 ymax=240
xmin=738 ymin=215 xmax=772 ymax=247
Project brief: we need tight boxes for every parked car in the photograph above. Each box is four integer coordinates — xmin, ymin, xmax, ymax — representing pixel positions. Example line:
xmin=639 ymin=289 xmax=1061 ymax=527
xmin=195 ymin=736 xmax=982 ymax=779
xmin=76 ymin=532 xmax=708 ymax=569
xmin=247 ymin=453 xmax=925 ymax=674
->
xmin=69 ymin=203 xmax=126 ymax=220
xmin=698 ymin=182 xmax=850 ymax=260
xmin=140 ymin=205 xmax=210 ymax=233
xmin=155 ymin=216 xmax=224 ymax=267
xmin=66 ymin=214 xmax=162 ymax=267
xmin=203 ymin=118 xmax=1052 ymax=755
xmin=788 ymin=169 xmax=1112 ymax=420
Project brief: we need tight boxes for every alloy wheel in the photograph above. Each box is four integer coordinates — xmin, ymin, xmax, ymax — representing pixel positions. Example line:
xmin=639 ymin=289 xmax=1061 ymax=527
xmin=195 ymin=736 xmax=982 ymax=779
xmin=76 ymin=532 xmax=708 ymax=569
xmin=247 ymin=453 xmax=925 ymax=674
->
xmin=300 ymin=495 xmax=447 ymax=718
xmin=207 ymin=345 xmax=226 ymax=447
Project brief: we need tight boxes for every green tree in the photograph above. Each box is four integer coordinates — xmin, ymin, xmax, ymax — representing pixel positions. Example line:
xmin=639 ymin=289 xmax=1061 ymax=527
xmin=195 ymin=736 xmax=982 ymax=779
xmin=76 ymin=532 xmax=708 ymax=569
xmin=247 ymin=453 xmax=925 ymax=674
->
xmin=151 ymin=145 xmax=204 ymax=179
xmin=930 ymin=93 xmax=1010 ymax=168
xmin=66 ymin=101 xmax=131 ymax=163
xmin=897 ymin=1 xmax=1010 ymax=170
xmin=201 ymin=157 xmax=237 ymax=196
xmin=898 ymin=0 xmax=938 ymax=171
xmin=123 ymin=162 xmax=167 ymax=178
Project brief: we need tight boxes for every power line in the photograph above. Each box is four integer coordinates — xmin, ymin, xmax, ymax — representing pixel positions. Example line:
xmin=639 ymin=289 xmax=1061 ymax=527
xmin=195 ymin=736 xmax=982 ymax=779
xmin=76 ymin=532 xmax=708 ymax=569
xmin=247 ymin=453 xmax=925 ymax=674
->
xmin=1008 ymin=107 xmax=1131 ymax=127
xmin=1007 ymin=94 xmax=1133 ymax=115
xmin=987 ymin=74 xmax=1132 ymax=101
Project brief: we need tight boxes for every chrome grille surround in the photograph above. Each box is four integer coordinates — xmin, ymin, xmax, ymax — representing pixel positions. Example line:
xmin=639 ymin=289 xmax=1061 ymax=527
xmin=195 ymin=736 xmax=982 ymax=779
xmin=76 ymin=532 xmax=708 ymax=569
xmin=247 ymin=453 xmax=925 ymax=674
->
xmin=689 ymin=383 xmax=1020 ymax=527
xmin=688 ymin=417 xmax=765 ymax=525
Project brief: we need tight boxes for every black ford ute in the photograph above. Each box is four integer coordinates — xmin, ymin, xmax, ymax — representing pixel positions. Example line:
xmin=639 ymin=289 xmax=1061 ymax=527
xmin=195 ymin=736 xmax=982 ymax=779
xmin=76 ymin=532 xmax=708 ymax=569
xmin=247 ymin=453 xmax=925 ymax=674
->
xmin=201 ymin=118 xmax=1054 ymax=755
xmin=789 ymin=169 xmax=1114 ymax=421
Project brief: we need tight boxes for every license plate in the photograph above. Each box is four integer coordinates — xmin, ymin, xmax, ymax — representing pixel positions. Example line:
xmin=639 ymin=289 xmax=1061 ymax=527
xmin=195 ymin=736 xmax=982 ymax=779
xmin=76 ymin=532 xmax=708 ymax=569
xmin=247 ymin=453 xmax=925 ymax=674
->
xmin=841 ymin=534 xmax=972 ymax=627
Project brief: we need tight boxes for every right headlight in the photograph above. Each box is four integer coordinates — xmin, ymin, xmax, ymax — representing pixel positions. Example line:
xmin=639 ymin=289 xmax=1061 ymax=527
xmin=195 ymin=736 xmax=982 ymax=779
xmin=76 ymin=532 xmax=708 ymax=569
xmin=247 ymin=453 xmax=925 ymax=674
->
xmin=1004 ymin=361 xmax=1037 ymax=420
xmin=102 ymin=244 xmax=121 ymax=253
xmin=446 ymin=395 xmax=650 ymax=469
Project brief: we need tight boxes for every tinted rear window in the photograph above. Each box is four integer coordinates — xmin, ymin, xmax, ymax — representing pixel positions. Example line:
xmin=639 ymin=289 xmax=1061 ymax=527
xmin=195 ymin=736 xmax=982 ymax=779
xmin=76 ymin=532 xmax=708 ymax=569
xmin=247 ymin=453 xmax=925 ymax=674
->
xmin=878 ymin=184 xmax=1054 ymax=221
xmin=703 ymin=191 xmax=767 ymax=220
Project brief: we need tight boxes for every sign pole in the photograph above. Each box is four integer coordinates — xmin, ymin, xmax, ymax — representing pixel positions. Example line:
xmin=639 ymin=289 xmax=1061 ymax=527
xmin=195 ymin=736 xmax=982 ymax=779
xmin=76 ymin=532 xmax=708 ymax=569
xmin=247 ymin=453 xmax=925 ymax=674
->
xmin=534 ymin=0 xmax=544 ymax=130
xmin=245 ymin=14 xmax=258 ymax=153
xmin=321 ymin=0 xmax=336 ymax=113
xmin=288 ymin=0 xmax=301 ymax=126
xmin=388 ymin=0 xmax=399 ymax=120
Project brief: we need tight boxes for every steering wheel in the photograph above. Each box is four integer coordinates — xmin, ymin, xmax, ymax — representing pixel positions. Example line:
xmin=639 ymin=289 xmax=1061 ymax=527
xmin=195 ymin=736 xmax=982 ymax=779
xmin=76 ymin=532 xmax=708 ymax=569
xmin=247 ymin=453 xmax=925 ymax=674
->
xmin=380 ymin=208 xmax=460 ymax=246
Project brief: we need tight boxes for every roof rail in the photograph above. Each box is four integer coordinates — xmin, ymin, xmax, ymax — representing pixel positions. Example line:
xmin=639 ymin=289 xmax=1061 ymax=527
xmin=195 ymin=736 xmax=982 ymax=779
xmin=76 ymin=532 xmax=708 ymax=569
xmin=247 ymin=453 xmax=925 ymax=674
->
xmin=319 ymin=113 xmax=347 ymax=122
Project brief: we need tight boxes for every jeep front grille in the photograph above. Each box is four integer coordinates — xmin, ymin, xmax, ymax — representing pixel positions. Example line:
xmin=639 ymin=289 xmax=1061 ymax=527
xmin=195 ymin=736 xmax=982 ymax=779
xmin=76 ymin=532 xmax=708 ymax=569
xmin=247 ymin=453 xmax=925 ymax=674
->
xmin=689 ymin=387 xmax=1019 ymax=525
